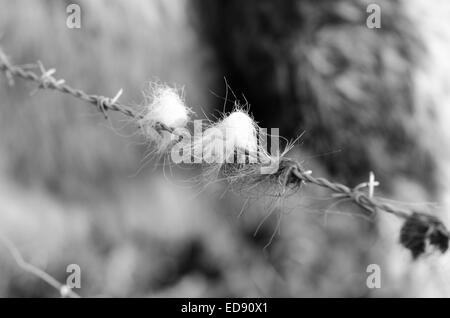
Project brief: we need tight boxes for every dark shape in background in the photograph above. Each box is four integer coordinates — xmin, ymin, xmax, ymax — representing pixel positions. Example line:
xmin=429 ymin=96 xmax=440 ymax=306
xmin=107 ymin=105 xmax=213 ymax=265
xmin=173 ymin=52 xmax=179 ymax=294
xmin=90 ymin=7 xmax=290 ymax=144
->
xmin=192 ymin=0 xmax=436 ymax=192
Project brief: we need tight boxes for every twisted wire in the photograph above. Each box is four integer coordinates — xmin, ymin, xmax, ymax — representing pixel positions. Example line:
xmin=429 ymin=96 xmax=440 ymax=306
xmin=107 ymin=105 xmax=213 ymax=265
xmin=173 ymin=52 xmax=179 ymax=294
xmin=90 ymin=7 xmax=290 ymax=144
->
xmin=0 ymin=232 xmax=80 ymax=298
xmin=0 ymin=48 xmax=176 ymax=133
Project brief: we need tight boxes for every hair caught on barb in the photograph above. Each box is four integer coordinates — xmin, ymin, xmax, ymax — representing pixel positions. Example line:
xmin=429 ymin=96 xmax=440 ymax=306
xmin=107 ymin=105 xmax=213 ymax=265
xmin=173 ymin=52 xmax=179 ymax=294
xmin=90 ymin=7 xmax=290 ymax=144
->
xmin=138 ymin=83 xmax=191 ymax=153
xmin=400 ymin=212 xmax=449 ymax=259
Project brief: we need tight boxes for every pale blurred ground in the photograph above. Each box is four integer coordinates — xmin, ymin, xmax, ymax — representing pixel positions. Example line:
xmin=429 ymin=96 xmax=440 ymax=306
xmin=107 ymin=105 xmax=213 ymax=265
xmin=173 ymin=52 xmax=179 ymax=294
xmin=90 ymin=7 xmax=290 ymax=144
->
xmin=0 ymin=0 xmax=449 ymax=297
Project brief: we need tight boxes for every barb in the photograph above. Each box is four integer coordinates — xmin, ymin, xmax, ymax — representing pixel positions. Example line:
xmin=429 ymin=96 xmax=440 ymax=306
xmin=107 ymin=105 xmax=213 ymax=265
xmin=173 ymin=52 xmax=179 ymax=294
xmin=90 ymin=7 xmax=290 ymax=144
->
xmin=0 ymin=232 xmax=80 ymax=298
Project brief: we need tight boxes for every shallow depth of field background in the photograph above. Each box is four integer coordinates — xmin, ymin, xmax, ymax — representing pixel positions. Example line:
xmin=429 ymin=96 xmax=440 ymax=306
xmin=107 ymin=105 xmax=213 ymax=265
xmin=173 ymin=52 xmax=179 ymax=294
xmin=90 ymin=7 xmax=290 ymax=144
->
xmin=1 ymin=0 xmax=450 ymax=297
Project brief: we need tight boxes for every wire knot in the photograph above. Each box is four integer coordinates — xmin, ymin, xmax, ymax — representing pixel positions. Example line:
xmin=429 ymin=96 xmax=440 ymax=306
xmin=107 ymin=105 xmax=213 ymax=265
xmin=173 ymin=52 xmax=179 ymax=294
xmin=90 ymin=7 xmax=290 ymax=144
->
xmin=95 ymin=88 xmax=123 ymax=119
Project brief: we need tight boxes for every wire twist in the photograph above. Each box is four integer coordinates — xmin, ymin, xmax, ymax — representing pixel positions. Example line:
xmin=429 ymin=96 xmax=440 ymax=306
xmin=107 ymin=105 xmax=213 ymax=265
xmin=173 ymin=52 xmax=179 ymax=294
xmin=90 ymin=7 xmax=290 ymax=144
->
xmin=0 ymin=47 xmax=433 ymax=221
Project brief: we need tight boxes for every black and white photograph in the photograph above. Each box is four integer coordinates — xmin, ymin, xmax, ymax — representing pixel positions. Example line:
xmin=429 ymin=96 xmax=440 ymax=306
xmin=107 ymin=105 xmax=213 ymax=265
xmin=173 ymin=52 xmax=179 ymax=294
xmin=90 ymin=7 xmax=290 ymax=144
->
xmin=0 ymin=0 xmax=450 ymax=304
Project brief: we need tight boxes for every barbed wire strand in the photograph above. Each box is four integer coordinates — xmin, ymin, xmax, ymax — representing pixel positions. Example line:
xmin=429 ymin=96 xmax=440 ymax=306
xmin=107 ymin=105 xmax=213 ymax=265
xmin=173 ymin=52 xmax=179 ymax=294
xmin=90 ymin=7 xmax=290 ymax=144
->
xmin=0 ymin=48 xmax=174 ymax=132
xmin=0 ymin=232 xmax=80 ymax=298
xmin=290 ymin=167 xmax=409 ymax=219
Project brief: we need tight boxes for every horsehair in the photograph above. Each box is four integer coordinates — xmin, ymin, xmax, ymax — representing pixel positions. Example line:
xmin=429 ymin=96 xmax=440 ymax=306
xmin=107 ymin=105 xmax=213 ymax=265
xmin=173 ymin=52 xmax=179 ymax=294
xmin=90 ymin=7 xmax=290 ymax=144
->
xmin=0 ymin=231 xmax=80 ymax=298
xmin=0 ymin=47 xmax=449 ymax=262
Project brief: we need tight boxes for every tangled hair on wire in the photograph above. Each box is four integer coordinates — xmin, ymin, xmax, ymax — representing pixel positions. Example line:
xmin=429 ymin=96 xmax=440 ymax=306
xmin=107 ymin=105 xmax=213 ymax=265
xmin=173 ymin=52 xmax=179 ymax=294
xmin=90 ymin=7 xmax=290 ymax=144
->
xmin=1 ymin=46 xmax=450 ymax=259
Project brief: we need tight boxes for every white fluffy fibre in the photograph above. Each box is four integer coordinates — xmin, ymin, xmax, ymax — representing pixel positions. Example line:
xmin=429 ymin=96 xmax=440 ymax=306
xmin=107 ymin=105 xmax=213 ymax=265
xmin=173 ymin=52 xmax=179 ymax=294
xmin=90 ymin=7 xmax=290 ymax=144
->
xmin=219 ymin=110 xmax=258 ymax=154
xmin=141 ymin=85 xmax=190 ymax=129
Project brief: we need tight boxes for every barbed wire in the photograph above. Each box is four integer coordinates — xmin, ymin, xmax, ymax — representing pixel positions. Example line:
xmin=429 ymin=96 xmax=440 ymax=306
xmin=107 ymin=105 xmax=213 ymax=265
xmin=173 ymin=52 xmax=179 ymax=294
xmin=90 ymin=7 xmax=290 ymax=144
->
xmin=0 ymin=47 xmax=449 ymax=262
xmin=0 ymin=48 xmax=174 ymax=133
xmin=0 ymin=48 xmax=416 ymax=220
xmin=0 ymin=232 xmax=80 ymax=298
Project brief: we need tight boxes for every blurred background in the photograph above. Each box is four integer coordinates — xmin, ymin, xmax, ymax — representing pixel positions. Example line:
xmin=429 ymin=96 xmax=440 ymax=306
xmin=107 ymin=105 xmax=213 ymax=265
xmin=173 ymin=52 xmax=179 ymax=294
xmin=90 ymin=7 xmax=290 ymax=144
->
xmin=1 ymin=0 xmax=450 ymax=297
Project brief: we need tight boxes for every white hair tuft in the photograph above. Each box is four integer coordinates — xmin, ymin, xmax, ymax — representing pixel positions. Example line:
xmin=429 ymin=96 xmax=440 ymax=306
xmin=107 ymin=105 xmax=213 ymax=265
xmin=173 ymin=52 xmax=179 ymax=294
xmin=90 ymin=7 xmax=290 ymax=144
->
xmin=139 ymin=84 xmax=191 ymax=153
